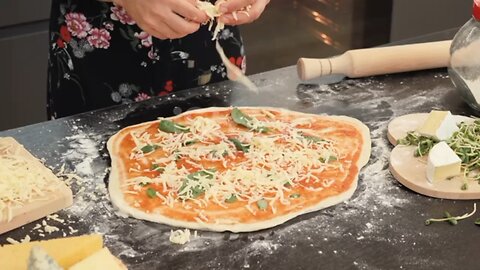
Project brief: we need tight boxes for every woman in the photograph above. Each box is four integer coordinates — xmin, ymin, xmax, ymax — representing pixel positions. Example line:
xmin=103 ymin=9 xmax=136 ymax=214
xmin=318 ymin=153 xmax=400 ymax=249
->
xmin=47 ymin=0 xmax=269 ymax=119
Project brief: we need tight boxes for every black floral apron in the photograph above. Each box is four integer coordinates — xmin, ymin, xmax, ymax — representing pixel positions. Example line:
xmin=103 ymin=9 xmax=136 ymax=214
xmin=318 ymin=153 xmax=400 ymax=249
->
xmin=48 ymin=0 xmax=245 ymax=118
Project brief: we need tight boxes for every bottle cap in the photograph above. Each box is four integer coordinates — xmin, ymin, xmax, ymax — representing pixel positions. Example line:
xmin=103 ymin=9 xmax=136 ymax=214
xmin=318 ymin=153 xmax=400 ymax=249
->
xmin=474 ymin=0 xmax=480 ymax=20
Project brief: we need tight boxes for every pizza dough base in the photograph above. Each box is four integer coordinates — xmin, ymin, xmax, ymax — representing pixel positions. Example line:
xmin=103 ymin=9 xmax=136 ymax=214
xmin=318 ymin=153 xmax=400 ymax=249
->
xmin=107 ymin=107 xmax=371 ymax=232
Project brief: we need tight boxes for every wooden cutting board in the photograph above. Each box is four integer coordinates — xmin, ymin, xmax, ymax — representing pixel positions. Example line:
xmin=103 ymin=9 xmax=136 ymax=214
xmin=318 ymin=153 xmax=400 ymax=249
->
xmin=0 ymin=137 xmax=73 ymax=234
xmin=387 ymin=113 xmax=480 ymax=200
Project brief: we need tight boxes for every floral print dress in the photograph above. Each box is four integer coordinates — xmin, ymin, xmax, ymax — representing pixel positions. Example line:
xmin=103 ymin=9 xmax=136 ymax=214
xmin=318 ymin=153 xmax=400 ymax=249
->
xmin=48 ymin=0 xmax=246 ymax=119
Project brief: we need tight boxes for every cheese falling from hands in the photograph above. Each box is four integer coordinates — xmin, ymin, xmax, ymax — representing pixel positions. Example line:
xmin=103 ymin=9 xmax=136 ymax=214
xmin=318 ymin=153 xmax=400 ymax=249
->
xmin=124 ymin=111 xmax=343 ymax=218
xmin=0 ymin=144 xmax=62 ymax=222
xmin=197 ymin=1 xmax=259 ymax=93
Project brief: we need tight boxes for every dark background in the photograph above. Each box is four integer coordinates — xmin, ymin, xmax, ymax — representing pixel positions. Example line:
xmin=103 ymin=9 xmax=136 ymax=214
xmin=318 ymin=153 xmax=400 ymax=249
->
xmin=0 ymin=0 xmax=472 ymax=130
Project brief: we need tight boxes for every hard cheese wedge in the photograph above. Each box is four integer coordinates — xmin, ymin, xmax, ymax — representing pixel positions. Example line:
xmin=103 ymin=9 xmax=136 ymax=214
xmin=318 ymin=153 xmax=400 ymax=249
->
xmin=426 ymin=141 xmax=462 ymax=183
xmin=0 ymin=137 xmax=73 ymax=234
xmin=69 ymin=247 xmax=127 ymax=270
xmin=416 ymin=110 xmax=459 ymax=141
xmin=0 ymin=234 xmax=103 ymax=270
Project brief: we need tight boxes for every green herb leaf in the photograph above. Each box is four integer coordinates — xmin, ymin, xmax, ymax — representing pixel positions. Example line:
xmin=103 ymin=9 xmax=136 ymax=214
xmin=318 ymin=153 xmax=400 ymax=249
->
xmin=159 ymin=119 xmax=190 ymax=133
xmin=146 ymin=188 xmax=157 ymax=198
xmin=228 ymin=138 xmax=250 ymax=153
xmin=231 ymin=108 xmax=269 ymax=133
xmin=461 ymin=183 xmax=468 ymax=191
xmin=183 ymin=139 xmax=199 ymax=146
xmin=475 ymin=218 xmax=480 ymax=225
xmin=320 ymin=155 xmax=338 ymax=163
xmin=191 ymin=186 xmax=205 ymax=199
xmin=424 ymin=203 xmax=477 ymax=226
xmin=397 ymin=132 xmax=438 ymax=157
xmin=225 ymin=194 xmax=238 ymax=203
xmin=141 ymin=144 xmax=159 ymax=153
xmin=301 ymin=133 xmax=324 ymax=143
xmin=289 ymin=193 xmax=301 ymax=199
xmin=444 ymin=212 xmax=458 ymax=225
xmin=151 ymin=164 xmax=164 ymax=172
xmin=257 ymin=199 xmax=268 ymax=210
xmin=178 ymin=169 xmax=216 ymax=199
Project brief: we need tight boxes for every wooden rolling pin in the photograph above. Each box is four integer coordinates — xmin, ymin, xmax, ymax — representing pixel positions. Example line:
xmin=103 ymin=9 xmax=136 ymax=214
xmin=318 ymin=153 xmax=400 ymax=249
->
xmin=297 ymin=40 xmax=451 ymax=81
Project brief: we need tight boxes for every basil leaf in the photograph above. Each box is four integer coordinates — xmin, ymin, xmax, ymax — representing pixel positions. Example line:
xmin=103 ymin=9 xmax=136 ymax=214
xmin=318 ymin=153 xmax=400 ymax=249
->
xmin=183 ymin=139 xmax=199 ymax=146
xmin=159 ymin=119 xmax=190 ymax=133
xmin=257 ymin=199 xmax=268 ymax=210
xmin=301 ymin=134 xmax=324 ymax=143
xmin=178 ymin=169 xmax=216 ymax=199
xmin=231 ymin=108 xmax=269 ymax=133
xmin=289 ymin=193 xmax=301 ymax=199
xmin=141 ymin=144 xmax=159 ymax=153
xmin=191 ymin=186 xmax=205 ymax=199
xmin=229 ymin=138 xmax=250 ymax=153
xmin=146 ymin=188 xmax=157 ymax=198
xmin=225 ymin=194 xmax=238 ymax=203
xmin=151 ymin=164 xmax=164 ymax=172
xmin=320 ymin=155 xmax=337 ymax=163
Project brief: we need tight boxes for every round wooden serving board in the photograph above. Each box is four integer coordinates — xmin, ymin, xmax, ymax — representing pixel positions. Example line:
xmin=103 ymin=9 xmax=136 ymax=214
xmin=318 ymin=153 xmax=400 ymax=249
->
xmin=387 ymin=113 xmax=480 ymax=200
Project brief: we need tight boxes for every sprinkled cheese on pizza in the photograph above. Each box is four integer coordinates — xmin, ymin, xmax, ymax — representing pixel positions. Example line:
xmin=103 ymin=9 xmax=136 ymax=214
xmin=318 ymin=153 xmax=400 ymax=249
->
xmin=0 ymin=144 xmax=61 ymax=222
xmin=122 ymin=108 xmax=344 ymax=217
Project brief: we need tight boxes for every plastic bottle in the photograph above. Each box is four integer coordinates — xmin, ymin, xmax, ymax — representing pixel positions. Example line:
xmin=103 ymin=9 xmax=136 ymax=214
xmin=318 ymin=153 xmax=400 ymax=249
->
xmin=448 ymin=0 xmax=480 ymax=111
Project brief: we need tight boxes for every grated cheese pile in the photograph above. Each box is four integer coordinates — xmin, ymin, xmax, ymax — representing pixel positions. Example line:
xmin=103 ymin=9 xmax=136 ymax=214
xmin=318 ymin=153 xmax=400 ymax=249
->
xmin=0 ymin=144 xmax=61 ymax=222
xmin=123 ymin=109 xmax=346 ymax=218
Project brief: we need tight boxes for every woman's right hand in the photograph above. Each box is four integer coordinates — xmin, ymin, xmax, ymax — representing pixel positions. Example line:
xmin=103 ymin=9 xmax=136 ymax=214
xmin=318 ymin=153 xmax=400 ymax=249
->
xmin=113 ymin=0 xmax=208 ymax=40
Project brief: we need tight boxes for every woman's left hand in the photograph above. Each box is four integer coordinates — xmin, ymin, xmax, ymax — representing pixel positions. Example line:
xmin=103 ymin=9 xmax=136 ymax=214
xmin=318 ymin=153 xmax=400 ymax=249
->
xmin=218 ymin=0 xmax=270 ymax=25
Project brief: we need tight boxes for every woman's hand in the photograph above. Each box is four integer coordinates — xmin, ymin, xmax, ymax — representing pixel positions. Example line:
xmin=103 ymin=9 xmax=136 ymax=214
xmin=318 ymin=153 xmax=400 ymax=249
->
xmin=218 ymin=0 xmax=270 ymax=25
xmin=113 ymin=0 xmax=208 ymax=39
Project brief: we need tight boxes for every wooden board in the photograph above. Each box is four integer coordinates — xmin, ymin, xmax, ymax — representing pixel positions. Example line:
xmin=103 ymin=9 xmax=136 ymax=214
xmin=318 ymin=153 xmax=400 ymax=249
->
xmin=0 ymin=137 xmax=73 ymax=234
xmin=387 ymin=113 xmax=480 ymax=200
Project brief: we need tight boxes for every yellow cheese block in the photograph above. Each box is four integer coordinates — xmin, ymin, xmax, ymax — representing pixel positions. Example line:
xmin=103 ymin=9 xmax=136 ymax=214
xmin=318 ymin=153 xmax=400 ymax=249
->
xmin=0 ymin=234 xmax=103 ymax=270
xmin=69 ymin=247 xmax=127 ymax=270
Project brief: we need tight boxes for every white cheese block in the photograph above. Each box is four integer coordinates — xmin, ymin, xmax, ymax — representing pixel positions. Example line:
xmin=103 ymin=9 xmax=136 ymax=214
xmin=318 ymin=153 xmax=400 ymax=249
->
xmin=426 ymin=141 xmax=462 ymax=183
xmin=69 ymin=248 xmax=127 ymax=270
xmin=416 ymin=110 xmax=459 ymax=141
xmin=27 ymin=246 xmax=63 ymax=270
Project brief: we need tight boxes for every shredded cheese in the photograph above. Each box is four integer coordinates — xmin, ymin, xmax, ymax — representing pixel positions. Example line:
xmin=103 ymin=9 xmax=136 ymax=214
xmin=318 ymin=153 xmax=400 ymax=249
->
xmin=0 ymin=143 xmax=62 ymax=222
xmin=123 ymin=111 xmax=346 ymax=220
xmin=169 ymin=228 xmax=191 ymax=244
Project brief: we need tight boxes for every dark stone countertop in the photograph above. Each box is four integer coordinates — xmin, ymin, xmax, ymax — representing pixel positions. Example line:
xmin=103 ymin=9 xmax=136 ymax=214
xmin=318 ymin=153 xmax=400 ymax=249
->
xmin=2 ymin=30 xmax=480 ymax=269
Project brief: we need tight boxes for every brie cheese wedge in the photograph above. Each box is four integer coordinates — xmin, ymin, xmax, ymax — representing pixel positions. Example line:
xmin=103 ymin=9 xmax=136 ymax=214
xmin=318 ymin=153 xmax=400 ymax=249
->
xmin=426 ymin=141 xmax=462 ymax=183
xmin=416 ymin=110 xmax=459 ymax=141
